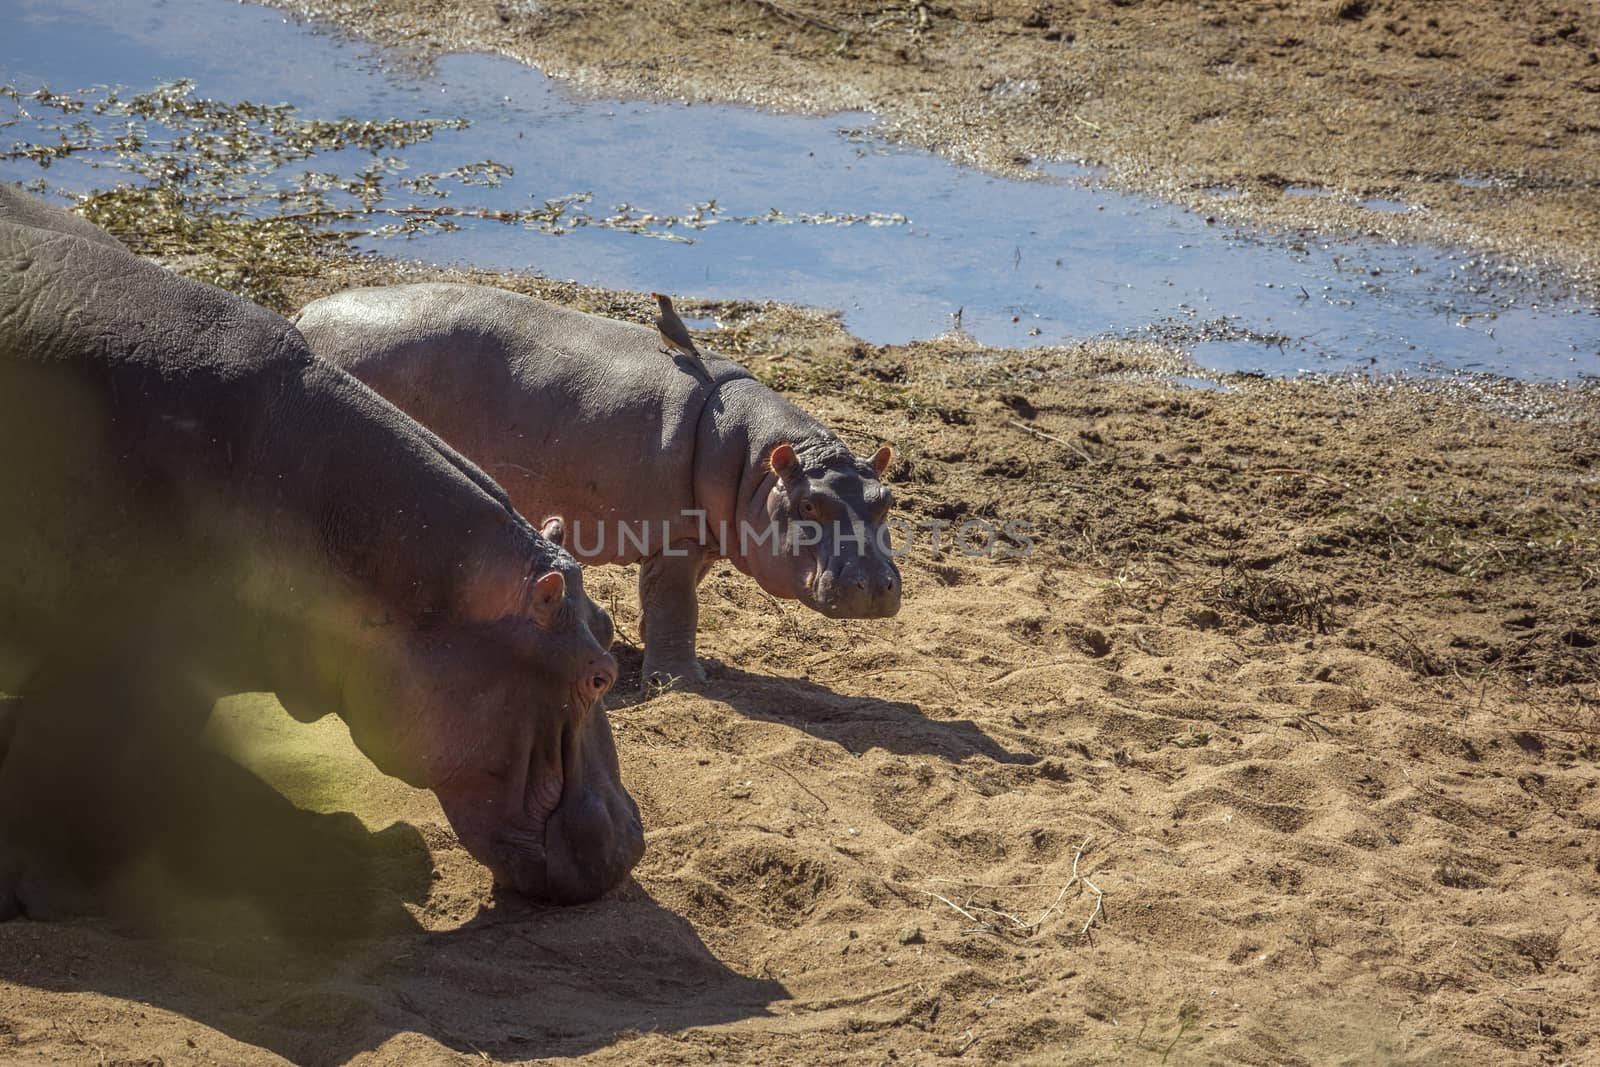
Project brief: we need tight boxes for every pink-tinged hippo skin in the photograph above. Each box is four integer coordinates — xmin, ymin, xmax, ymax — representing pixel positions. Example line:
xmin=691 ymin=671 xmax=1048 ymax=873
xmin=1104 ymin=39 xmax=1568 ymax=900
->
xmin=296 ymin=283 xmax=903 ymax=689
xmin=0 ymin=187 xmax=641 ymax=916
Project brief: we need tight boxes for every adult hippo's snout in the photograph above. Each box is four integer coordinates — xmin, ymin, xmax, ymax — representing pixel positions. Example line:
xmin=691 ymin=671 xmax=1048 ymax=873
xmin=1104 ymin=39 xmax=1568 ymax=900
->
xmin=492 ymin=703 xmax=643 ymax=904
xmin=540 ymin=745 xmax=645 ymax=904
xmin=348 ymin=562 xmax=643 ymax=906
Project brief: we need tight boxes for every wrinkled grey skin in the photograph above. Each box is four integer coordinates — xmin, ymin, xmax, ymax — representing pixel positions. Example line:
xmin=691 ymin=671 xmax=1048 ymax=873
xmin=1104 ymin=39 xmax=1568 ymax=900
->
xmin=297 ymin=283 xmax=903 ymax=688
xmin=0 ymin=188 xmax=642 ymax=913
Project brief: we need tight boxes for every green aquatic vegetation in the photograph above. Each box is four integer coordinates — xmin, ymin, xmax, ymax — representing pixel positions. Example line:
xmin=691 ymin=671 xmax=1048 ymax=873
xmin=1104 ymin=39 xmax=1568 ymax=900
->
xmin=2 ymin=80 xmax=909 ymax=308
xmin=3 ymin=80 xmax=517 ymax=307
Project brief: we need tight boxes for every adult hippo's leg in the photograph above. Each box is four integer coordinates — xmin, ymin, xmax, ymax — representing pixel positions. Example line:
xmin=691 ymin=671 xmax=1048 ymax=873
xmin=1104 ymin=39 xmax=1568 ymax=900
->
xmin=0 ymin=693 xmax=98 ymax=921
xmin=0 ymin=695 xmax=16 ymax=773
xmin=638 ymin=542 xmax=712 ymax=689
xmin=0 ymin=696 xmax=19 ymax=919
xmin=0 ymin=666 xmax=212 ymax=921
xmin=0 ymin=852 xmax=17 ymax=921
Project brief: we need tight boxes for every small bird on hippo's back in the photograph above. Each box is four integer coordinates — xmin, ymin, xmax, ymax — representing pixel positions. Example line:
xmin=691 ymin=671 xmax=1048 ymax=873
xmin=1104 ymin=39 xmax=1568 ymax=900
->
xmin=651 ymin=292 xmax=712 ymax=383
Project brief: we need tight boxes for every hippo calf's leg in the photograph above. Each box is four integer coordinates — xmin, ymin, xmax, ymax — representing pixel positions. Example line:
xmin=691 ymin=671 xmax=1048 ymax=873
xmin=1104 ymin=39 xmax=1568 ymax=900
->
xmin=638 ymin=543 xmax=711 ymax=689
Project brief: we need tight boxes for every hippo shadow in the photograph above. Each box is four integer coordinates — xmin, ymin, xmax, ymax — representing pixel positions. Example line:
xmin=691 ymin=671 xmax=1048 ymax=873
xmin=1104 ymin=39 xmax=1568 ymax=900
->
xmin=610 ymin=647 xmax=1037 ymax=764
xmin=0 ymin=741 xmax=786 ymax=1064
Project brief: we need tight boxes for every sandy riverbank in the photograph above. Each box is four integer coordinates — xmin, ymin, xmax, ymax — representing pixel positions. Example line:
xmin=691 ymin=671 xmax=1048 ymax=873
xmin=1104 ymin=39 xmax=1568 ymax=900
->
xmin=1 ymin=249 xmax=1596 ymax=1063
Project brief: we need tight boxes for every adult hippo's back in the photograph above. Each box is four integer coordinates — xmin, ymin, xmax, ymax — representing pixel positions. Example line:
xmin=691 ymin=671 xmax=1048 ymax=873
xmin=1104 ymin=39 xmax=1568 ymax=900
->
xmin=0 ymin=188 xmax=641 ymax=913
xmin=296 ymin=283 xmax=902 ymax=688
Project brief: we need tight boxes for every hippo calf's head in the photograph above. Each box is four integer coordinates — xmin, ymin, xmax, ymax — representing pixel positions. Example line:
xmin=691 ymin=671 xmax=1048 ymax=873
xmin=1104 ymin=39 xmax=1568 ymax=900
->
xmin=342 ymin=533 xmax=641 ymax=905
xmin=745 ymin=441 xmax=903 ymax=620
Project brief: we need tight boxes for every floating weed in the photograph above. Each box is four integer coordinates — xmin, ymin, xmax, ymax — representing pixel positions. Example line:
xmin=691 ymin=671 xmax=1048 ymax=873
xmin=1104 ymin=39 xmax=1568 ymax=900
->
xmin=2 ymin=80 xmax=909 ymax=308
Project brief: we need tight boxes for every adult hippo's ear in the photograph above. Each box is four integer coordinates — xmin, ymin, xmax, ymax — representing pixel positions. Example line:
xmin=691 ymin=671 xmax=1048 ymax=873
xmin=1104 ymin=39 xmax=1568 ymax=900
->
xmin=540 ymin=515 xmax=566 ymax=548
xmin=529 ymin=570 xmax=567 ymax=629
xmin=871 ymin=445 xmax=894 ymax=479
xmin=768 ymin=442 xmax=801 ymax=486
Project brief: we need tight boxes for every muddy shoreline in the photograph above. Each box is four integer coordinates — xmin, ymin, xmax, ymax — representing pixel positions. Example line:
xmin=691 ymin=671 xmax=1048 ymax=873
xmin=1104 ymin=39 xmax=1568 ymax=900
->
xmin=259 ymin=0 xmax=1600 ymax=294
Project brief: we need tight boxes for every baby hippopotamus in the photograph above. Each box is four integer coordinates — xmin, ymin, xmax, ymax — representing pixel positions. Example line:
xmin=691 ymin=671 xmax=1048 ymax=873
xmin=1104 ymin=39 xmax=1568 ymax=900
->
xmin=296 ymin=283 xmax=902 ymax=688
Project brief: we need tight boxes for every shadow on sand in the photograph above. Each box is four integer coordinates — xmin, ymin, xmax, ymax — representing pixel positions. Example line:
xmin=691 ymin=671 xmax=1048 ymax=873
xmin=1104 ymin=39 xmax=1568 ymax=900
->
xmin=0 ymin=740 xmax=785 ymax=1065
xmin=609 ymin=646 xmax=1038 ymax=765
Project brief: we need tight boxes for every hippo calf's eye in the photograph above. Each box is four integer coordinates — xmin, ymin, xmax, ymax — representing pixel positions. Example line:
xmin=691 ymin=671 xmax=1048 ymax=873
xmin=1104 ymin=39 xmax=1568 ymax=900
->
xmin=582 ymin=657 xmax=618 ymax=704
xmin=799 ymin=499 xmax=818 ymax=518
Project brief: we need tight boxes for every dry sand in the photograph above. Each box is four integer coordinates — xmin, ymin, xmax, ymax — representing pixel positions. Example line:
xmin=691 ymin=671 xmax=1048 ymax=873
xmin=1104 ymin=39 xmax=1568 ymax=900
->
xmin=4 ymin=1 xmax=1600 ymax=1063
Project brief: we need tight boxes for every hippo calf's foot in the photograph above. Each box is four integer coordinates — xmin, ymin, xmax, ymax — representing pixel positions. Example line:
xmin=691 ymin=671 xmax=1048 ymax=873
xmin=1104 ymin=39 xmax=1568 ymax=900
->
xmin=642 ymin=659 xmax=709 ymax=693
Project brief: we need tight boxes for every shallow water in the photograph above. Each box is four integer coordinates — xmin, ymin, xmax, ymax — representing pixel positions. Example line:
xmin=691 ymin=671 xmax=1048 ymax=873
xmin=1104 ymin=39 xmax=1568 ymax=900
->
xmin=3 ymin=0 xmax=1598 ymax=381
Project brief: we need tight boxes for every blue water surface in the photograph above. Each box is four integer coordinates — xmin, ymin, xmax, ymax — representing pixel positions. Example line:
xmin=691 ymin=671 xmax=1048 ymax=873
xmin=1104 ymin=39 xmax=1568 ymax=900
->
xmin=3 ymin=0 xmax=1597 ymax=381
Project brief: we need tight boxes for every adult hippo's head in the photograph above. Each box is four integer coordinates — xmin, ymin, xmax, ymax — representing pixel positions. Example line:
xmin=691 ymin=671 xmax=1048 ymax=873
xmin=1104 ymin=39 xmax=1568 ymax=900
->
xmin=337 ymin=524 xmax=641 ymax=905
xmin=741 ymin=440 xmax=903 ymax=619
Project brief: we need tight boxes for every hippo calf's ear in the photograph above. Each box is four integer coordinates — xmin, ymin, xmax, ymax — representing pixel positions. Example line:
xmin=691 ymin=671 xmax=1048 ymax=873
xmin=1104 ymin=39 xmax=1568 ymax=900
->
xmin=871 ymin=445 xmax=894 ymax=478
xmin=768 ymin=442 xmax=801 ymax=486
xmin=540 ymin=515 xmax=566 ymax=548
xmin=529 ymin=570 xmax=567 ymax=628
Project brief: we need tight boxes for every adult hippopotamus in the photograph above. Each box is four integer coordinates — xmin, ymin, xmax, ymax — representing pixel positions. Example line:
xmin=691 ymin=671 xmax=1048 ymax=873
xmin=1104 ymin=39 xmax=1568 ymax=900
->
xmin=0 ymin=187 xmax=642 ymax=914
xmin=295 ymin=283 xmax=903 ymax=688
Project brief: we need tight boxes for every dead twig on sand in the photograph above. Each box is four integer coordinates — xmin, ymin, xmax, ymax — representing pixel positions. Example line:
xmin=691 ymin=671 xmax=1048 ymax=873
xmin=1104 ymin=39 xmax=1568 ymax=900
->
xmin=1005 ymin=418 xmax=1096 ymax=464
xmin=1076 ymin=838 xmax=1105 ymax=935
xmin=738 ymin=0 xmax=844 ymax=34
xmin=1379 ymin=620 xmax=1441 ymax=677
xmin=760 ymin=758 xmax=831 ymax=813
xmin=1260 ymin=465 xmax=1341 ymax=487
xmin=923 ymin=836 xmax=1106 ymax=939
xmin=1203 ymin=563 xmax=1334 ymax=633
xmin=759 ymin=590 xmax=807 ymax=641
xmin=923 ymin=890 xmax=983 ymax=924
